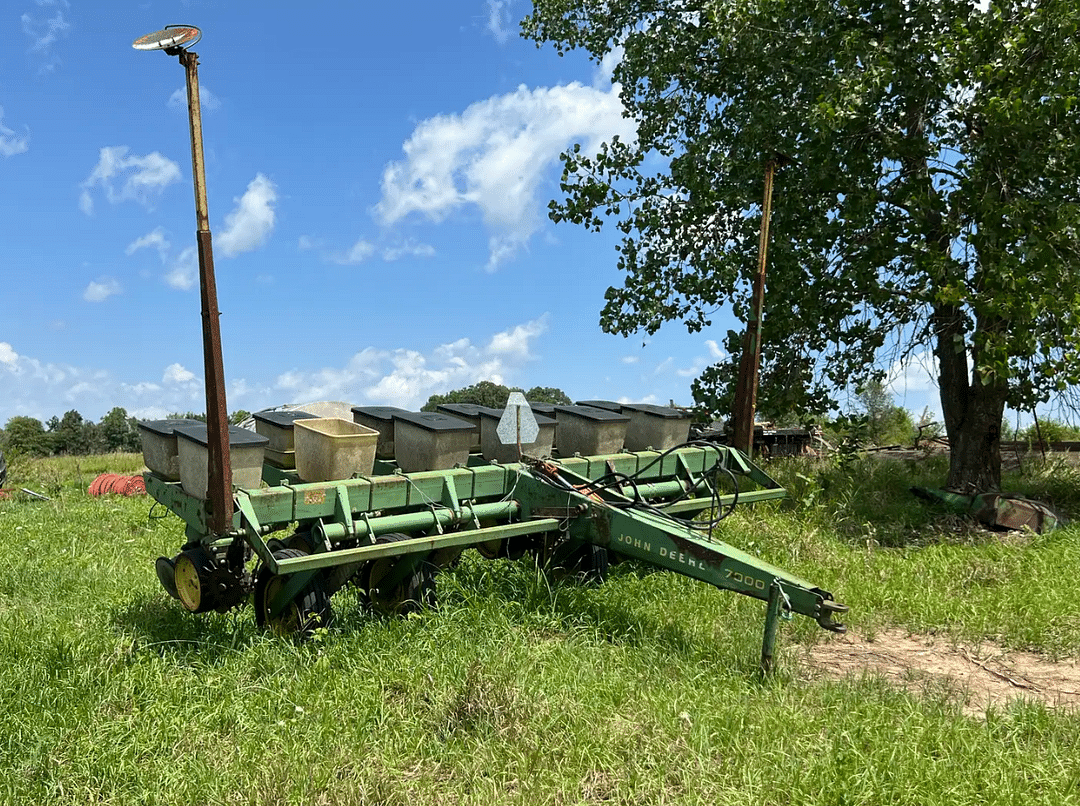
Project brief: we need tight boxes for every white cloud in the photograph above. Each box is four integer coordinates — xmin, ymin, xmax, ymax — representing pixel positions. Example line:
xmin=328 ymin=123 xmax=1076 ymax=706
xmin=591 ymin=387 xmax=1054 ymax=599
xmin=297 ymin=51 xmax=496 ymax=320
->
xmin=121 ymin=381 xmax=161 ymax=395
xmin=376 ymin=82 xmax=636 ymax=269
xmin=486 ymin=315 xmax=548 ymax=358
xmin=83 ymin=277 xmax=121 ymax=302
xmin=168 ymin=85 xmax=221 ymax=112
xmin=125 ymin=227 xmax=171 ymax=261
xmin=298 ymin=235 xmax=315 ymax=250
xmin=0 ymin=342 xmax=19 ymax=369
xmin=705 ymin=339 xmax=725 ymax=360
xmin=163 ymin=363 xmax=197 ymax=384
xmin=596 ymin=44 xmax=624 ymax=87
xmin=382 ymin=241 xmax=436 ymax=261
xmin=79 ymin=146 xmax=182 ymax=214
xmin=486 ymin=0 xmax=513 ymax=44
xmin=165 ymin=245 xmax=198 ymax=290
xmin=621 ymin=355 xmax=640 ymax=364
xmin=0 ymin=342 xmax=119 ymax=422
xmin=0 ymin=107 xmax=29 ymax=157
xmin=886 ymin=350 xmax=939 ymax=395
xmin=333 ymin=238 xmax=376 ymax=265
xmin=0 ymin=342 xmax=210 ymax=424
xmin=273 ymin=315 xmax=549 ymax=409
xmin=21 ymin=0 xmax=70 ymax=55
xmin=325 ymin=238 xmax=436 ymax=264
xmin=218 ymin=174 xmax=277 ymax=257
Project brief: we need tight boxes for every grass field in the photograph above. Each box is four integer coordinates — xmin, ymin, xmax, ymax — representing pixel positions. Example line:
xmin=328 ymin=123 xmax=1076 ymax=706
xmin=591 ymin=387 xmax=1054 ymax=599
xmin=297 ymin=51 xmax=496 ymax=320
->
xmin=1 ymin=452 xmax=1079 ymax=804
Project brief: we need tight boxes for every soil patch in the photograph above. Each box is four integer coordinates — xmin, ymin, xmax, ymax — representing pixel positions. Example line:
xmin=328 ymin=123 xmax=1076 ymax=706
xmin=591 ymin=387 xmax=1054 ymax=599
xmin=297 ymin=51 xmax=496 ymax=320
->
xmin=799 ymin=629 xmax=1080 ymax=717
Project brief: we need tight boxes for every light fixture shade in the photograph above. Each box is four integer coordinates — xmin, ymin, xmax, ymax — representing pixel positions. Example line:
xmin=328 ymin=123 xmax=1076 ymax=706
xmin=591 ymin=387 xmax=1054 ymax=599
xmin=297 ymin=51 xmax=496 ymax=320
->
xmin=132 ymin=25 xmax=201 ymax=51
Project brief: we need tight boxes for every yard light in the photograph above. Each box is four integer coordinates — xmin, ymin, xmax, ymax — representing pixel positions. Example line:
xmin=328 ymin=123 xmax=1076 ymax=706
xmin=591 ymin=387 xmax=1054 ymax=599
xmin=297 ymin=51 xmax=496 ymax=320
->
xmin=133 ymin=26 xmax=232 ymax=535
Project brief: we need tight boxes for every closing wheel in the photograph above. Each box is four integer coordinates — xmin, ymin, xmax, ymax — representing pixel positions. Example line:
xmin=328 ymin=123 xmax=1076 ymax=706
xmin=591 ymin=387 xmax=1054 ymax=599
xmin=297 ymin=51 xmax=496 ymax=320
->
xmin=173 ymin=547 xmax=218 ymax=613
xmin=532 ymin=539 xmax=610 ymax=584
xmin=363 ymin=533 xmax=436 ymax=616
xmin=566 ymin=544 xmax=610 ymax=583
xmin=475 ymin=538 xmax=506 ymax=560
xmin=254 ymin=548 xmax=333 ymax=636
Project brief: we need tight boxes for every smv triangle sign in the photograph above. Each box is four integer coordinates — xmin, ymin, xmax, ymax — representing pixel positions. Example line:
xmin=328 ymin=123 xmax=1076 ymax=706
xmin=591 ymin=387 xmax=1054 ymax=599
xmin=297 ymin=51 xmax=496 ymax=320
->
xmin=497 ymin=392 xmax=539 ymax=446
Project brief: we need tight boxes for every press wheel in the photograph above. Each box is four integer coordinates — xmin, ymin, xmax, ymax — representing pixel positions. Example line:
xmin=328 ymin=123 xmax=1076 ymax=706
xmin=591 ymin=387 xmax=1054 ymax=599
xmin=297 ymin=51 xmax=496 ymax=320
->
xmin=254 ymin=548 xmax=333 ymax=635
xmin=363 ymin=533 xmax=436 ymax=616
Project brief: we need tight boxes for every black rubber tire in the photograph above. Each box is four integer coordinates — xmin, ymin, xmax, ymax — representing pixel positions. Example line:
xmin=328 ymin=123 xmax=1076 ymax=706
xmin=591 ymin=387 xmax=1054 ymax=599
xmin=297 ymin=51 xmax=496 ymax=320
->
xmin=534 ymin=540 xmax=610 ymax=584
xmin=362 ymin=533 xmax=436 ymax=616
xmin=155 ymin=555 xmax=181 ymax=601
xmin=253 ymin=548 xmax=333 ymax=635
xmin=568 ymin=544 xmax=610 ymax=583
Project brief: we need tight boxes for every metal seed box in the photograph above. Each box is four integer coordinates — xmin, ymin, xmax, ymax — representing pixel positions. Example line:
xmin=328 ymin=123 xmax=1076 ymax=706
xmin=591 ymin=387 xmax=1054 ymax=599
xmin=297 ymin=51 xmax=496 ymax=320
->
xmin=174 ymin=424 xmax=269 ymax=498
xmin=575 ymin=399 xmax=623 ymax=413
xmin=138 ymin=418 xmax=204 ymax=481
xmin=393 ymin=412 xmax=476 ymax=472
xmin=621 ymin=403 xmax=693 ymax=451
xmin=351 ymin=405 xmax=409 ymax=459
xmin=554 ymin=405 xmax=631 ymax=456
xmin=252 ymin=409 xmax=316 ymax=452
xmin=263 ymin=446 xmax=296 ymax=470
xmin=293 ymin=418 xmax=379 ymax=482
xmin=478 ymin=409 xmax=556 ymax=463
xmin=435 ymin=403 xmax=502 ymax=451
xmin=527 ymin=402 xmax=559 ymax=448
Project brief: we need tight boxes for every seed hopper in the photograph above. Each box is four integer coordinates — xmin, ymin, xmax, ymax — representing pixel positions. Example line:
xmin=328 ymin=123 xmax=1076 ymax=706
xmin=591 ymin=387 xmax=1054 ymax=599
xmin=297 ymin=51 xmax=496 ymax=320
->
xmin=145 ymin=406 xmax=847 ymax=672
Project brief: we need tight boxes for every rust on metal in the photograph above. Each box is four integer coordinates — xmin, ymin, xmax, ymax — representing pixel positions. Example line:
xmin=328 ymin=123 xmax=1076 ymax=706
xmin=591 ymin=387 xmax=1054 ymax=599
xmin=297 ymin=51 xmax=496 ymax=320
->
xmin=132 ymin=26 xmax=200 ymax=51
xmin=668 ymin=530 xmax=724 ymax=569
xmin=304 ymin=488 xmax=327 ymax=506
xmin=181 ymin=48 xmax=232 ymax=534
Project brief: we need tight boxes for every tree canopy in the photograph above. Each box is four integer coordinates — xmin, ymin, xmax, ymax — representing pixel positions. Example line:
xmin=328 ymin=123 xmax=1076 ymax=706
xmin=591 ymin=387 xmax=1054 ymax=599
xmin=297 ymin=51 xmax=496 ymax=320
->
xmin=422 ymin=381 xmax=571 ymax=411
xmin=525 ymin=0 xmax=1080 ymax=490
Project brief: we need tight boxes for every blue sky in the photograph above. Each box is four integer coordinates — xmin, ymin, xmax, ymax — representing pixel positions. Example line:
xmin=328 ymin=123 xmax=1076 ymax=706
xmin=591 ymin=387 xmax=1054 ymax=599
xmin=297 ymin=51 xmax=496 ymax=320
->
xmin=0 ymin=0 xmax=942 ymax=426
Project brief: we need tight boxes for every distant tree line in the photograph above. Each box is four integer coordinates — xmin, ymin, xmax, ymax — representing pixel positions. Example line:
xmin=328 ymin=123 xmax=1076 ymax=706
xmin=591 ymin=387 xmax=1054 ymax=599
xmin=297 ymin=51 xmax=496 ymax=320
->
xmin=0 ymin=408 xmax=252 ymax=458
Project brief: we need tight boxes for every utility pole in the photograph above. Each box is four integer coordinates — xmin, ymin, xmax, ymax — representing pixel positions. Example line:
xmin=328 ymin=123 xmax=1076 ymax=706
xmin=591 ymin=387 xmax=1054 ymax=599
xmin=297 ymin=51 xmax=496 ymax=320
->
xmin=731 ymin=157 xmax=781 ymax=456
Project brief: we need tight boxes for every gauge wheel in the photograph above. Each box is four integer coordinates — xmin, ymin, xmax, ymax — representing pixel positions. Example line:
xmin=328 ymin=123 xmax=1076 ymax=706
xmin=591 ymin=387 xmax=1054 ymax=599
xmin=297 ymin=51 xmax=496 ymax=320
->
xmin=155 ymin=554 xmax=181 ymax=601
xmin=254 ymin=548 xmax=333 ymax=636
xmin=173 ymin=547 xmax=218 ymax=613
xmin=362 ymin=533 xmax=436 ymax=617
xmin=475 ymin=538 xmax=506 ymax=559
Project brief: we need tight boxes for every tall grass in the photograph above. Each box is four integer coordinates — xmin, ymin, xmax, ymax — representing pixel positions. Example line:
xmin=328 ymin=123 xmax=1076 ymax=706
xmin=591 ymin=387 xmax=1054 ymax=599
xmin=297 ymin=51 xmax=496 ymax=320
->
xmin=0 ymin=454 xmax=1078 ymax=804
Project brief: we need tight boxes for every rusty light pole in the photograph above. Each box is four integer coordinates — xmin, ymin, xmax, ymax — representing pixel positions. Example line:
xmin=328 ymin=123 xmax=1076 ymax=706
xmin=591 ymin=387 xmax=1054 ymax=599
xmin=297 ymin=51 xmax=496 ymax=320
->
xmin=133 ymin=26 xmax=233 ymax=534
xmin=731 ymin=157 xmax=782 ymax=457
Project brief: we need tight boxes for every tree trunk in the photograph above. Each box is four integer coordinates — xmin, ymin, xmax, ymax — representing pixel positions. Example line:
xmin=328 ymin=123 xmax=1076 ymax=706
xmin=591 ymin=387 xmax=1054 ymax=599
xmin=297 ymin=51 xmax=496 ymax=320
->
xmin=934 ymin=305 xmax=1007 ymax=492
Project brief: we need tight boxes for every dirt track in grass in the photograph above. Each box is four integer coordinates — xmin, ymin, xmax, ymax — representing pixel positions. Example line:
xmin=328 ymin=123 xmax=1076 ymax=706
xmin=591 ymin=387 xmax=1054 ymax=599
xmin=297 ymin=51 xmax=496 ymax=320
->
xmin=800 ymin=629 xmax=1080 ymax=717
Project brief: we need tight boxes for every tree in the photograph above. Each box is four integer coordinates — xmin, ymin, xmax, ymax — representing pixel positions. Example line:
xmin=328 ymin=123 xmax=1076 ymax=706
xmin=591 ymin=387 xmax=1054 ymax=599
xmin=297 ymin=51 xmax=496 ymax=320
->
xmin=50 ymin=410 xmax=93 ymax=455
xmin=524 ymin=386 xmax=572 ymax=405
xmin=2 ymin=416 xmax=51 ymax=457
xmin=229 ymin=410 xmax=252 ymax=426
xmin=857 ymin=379 xmax=915 ymax=446
xmin=97 ymin=407 xmax=141 ymax=453
xmin=525 ymin=0 xmax=1080 ymax=491
xmin=422 ymin=381 xmax=571 ymax=411
xmin=167 ymin=411 xmax=207 ymax=422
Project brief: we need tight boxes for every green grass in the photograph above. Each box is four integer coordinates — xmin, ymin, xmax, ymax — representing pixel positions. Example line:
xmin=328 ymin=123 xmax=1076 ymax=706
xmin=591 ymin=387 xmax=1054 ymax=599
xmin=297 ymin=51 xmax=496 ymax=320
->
xmin=1 ymin=454 xmax=1079 ymax=804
